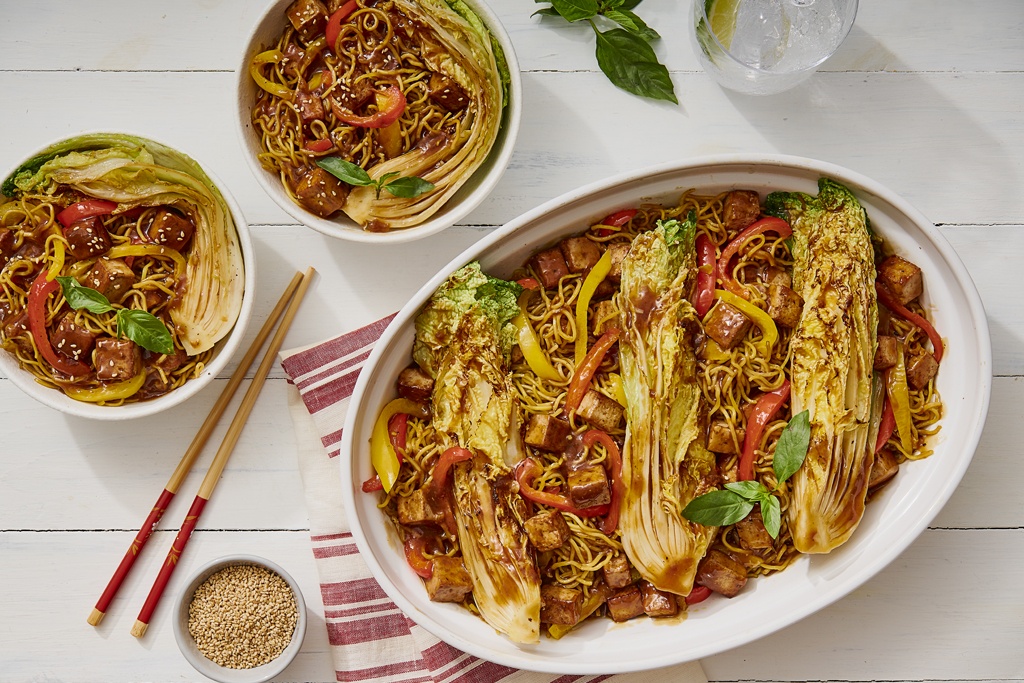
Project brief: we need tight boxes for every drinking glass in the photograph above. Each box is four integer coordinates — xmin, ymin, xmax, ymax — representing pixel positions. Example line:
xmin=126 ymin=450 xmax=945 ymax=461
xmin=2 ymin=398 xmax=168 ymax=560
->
xmin=692 ymin=0 xmax=858 ymax=95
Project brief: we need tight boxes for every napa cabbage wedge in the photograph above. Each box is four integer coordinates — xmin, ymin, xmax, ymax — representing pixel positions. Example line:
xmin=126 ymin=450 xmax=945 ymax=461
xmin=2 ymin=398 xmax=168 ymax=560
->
xmin=3 ymin=134 xmax=244 ymax=355
xmin=340 ymin=0 xmax=509 ymax=228
xmin=617 ymin=216 xmax=719 ymax=596
xmin=412 ymin=262 xmax=541 ymax=643
xmin=765 ymin=178 xmax=880 ymax=553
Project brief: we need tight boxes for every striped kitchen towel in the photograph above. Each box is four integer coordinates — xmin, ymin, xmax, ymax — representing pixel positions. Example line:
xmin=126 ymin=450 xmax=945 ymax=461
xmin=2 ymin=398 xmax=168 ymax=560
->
xmin=280 ymin=316 xmax=708 ymax=683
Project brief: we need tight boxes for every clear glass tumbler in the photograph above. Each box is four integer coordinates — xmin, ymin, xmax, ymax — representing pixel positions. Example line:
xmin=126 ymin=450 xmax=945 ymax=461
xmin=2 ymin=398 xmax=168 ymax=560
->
xmin=692 ymin=0 xmax=858 ymax=95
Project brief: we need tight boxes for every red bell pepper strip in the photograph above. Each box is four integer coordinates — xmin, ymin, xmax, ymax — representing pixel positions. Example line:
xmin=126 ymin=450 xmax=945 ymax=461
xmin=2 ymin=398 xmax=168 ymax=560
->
xmin=684 ymin=585 xmax=713 ymax=605
xmin=330 ymin=85 xmax=406 ymax=129
xmin=429 ymin=446 xmax=473 ymax=495
xmin=565 ymin=327 xmax=620 ymax=412
xmin=875 ymin=282 xmax=944 ymax=363
xmin=304 ymin=138 xmax=334 ymax=153
xmin=875 ymin=396 xmax=895 ymax=454
xmin=594 ymin=208 xmax=637 ymax=236
xmin=403 ymin=536 xmax=434 ymax=579
xmin=56 ymin=199 xmax=118 ymax=228
xmin=27 ymin=272 xmax=91 ymax=377
xmin=514 ymin=458 xmax=610 ymax=517
xmin=583 ymin=429 xmax=623 ymax=535
xmin=325 ymin=0 xmax=359 ymax=48
xmin=361 ymin=413 xmax=409 ymax=493
xmin=695 ymin=233 xmax=716 ymax=317
xmin=716 ymin=217 xmax=792 ymax=299
xmin=738 ymin=380 xmax=791 ymax=481
xmin=516 ymin=277 xmax=539 ymax=290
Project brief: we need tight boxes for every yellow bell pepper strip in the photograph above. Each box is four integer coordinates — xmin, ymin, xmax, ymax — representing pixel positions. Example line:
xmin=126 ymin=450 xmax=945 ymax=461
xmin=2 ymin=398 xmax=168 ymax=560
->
xmin=709 ymin=289 xmax=779 ymax=358
xmin=716 ymin=217 xmax=792 ymax=299
xmin=886 ymin=345 xmax=914 ymax=453
xmin=607 ymin=372 xmax=626 ymax=407
xmin=65 ymin=371 xmax=146 ymax=402
xmin=361 ymin=413 xmax=408 ymax=492
xmin=370 ymin=398 xmax=429 ymax=492
xmin=250 ymin=49 xmax=293 ymax=100
xmin=701 ymin=338 xmax=732 ymax=363
xmin=107 ymin=244 xmax=186 ymax=278
xmin=46 ymin=238 xmax=66 ymax=281
xmin=513 ymin=290 xmax=561 ymax=382
xmin=565 ymin=327 xmax=619 ymax=412
xmin=574 ymin=248 xmax=613 ymax=366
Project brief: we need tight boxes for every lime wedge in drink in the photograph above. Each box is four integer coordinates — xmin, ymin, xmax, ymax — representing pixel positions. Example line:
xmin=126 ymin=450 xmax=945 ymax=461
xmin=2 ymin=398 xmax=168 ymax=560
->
xmin=706 ymin=0 xmax=741 ymax=50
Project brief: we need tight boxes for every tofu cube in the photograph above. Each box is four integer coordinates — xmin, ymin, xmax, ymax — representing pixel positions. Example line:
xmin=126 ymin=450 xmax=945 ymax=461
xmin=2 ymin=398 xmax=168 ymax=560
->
xmin=735 ymin=510 xmax=774 ymax=551
xmin=760 ymin=264 xmax=791 ymax=289
xmin=767 ymin=283 xmax=803 ymax=328
xmin=605 ymin=243 xmax=631 ymax=283
xmin=49 ymin=313 xmax=98 ymax=363
xmin=397 ymin=488 xmax=445 ymax=527
xmin=704 ymin=302 xmax=752 ymax=351
xmin=524 ymin=414 xmax=573 ymax=453
xmin=559 ymin=236 xmax=602 ymax=274
xmin=425 ymin=555 xmax=473 ymax=603
xmin=906 ymin=350 xmax=939 ymax=390
xmin=524 ymin=509 xmax=571 ymax=552
xmin=723 ymin=190 xmax=761 ymax=232
xmin=606 ymin=585 xmax=645 ymax=622
xmin=874 ymin=335 xmax=900 ymax=370
xmin=602 ymin=553 xmax=634 ymax=589
xmin=428 ymin=72 xmax=469 ymax=112
xmin=591 ymin=300 xmax=619 ymax=337
xmin=396 ymin=365 xmax=434 ymax=403
xmin=530 ymin=247 xmax=570 ymax=290
xmin=567 ymin=463 xmax=611 ymax=509
xmin=286 ymin=0 xmax=329 ymax=41
xmin=878 ymin=255 xmax=923 ymax=305
xmin=63 ymin=217 xmax=112 ymax=260
xmin=540 ymin=584 xmax=583 ymax=625
xmin=869 ymin=447 xmax=901 ymax=491
xmin=577 ymin=390 xmax=623 ymax=432
xmin=639 ymin=581 xmax=679 ymax=618
xmin=145 ymin=209 xmax=195 ymax=251
xmin=84 ymin=258 xmax=136 ymax=304
xmin=295 ymin=167 xmax=348 ymax=218
xmin=707 ymin=420 xmax=742 ymax=455
xmin=696 ymin=549 xmax=748 ymax=598
xmin=94 ymin=337 xmax=141 ymax=381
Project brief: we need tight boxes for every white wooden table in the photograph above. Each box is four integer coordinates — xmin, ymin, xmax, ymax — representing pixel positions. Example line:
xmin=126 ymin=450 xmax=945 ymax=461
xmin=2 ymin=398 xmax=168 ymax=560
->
xmin=2 ymin=1 xmax=1022 ymax=681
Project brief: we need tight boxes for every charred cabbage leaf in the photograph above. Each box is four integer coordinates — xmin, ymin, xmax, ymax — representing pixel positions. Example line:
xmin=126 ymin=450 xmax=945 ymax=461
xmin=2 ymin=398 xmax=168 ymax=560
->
xmin=413 ymin=262 xmax=540 ymax=642
xmin=766 ymin=178 xmax=879 ymax=553
xmin=4 ymin=133 xmax=244 ymax=355
xmin=617 ymin=216 xmax=719 ymax=595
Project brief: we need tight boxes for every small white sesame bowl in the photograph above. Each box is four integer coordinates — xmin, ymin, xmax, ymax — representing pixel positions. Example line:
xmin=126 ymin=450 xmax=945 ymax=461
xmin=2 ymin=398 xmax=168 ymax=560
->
xmin=173 ymin=555 xmax=307 ymax=683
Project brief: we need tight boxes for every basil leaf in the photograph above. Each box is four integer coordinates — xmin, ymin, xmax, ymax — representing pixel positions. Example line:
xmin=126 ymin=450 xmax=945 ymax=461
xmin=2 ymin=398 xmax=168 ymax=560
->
xmin=116 ymin=309 xmax=174 ymax=355
xmin=378 ymin=171 xmax=401 ymax=186
xmin=551 ymin=0 xmax=599 ymax=21
xmin=760 ymin=495 xmax=782 ymax=539
xmin=603 ymin=8 xmax=659 ymax=41
xmin=317 ymin=157 xmax=373 ymax=186
xmin=56 ymin=277 xmax=113 ymax=314
xmin=681 ymin=489 xmax=754 ymax=528
xmin=593 ymin=27 xmax=677 ymax=103
xmin=774 ymin=409 xmax=811 ymax=484
xmin=384 ymin=176 xmax=436 ymax=199
xmin=532 ymin=5 xmax=561 ymax=16
xmin=724 ymin=479 xmax=768 ymax=501
xmin=615 ymin=0 xmax=644 ymax=9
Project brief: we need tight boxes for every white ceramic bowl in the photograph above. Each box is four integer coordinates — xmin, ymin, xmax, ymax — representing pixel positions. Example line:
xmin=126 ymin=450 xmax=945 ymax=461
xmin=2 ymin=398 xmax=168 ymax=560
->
xmin=173 ymin=554 xmax=307 ymax=683
xmin=0 ymin=133 xmax=255 ymax=420
xmin=235 ymin=0 xmax=522 ymax=244
xmin=340 ymin=155 xmax=991 ymax=673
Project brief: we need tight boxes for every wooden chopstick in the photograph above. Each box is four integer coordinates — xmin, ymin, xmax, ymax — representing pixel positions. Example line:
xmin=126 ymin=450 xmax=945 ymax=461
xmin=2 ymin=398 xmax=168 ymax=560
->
xmin=87 ymin=271 xmax=306 ymax=627
xmin=129 ymin=267 xmax=315 ymax=638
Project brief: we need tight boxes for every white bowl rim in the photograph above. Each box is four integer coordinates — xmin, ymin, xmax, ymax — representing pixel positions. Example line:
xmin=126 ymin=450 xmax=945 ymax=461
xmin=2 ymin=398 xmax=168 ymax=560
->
xmin=0 ymin=130 xmax=256 ymax=420
xmin=340 ymin=153 xmax=992 ymax=673
xmin=172 ymin=553 xmax=308 ymax=683
xmin=234 ymin=0 xmax=523 ymax=244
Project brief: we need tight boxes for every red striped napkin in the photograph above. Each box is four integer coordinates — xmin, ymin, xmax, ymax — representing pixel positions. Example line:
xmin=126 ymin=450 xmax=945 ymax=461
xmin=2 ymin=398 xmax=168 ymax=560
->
xmin=280 ymin=316 xmax=708 ymax=683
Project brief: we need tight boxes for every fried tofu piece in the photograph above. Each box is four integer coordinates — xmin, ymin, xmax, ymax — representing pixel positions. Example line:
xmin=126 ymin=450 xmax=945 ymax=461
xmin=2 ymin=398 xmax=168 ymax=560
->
xmin=874 ymin=334 xmax=900 ymax=370
xmin=0 ymin=228 xmax=14 ymax=265
xmin=396 ymin=365 xmax=434 ymax=403
xmin=63 ymin=217 xmax=112 ymax=261
xmin=735 ymin=510 xmax=774 ymax=551
xmin=428 ymin=72 xmax=469 ymax=112
xmin=94 ymin=337 xmax=141 ymax=381
xmin=767 ymin=283 xmax=804 ymax=328
xmin=639 ymin=581 xmax=679 ymax=618
xmin=605 ymin=242 xmax=630 ymax=284
xmin=707 ymin=420 xmax=742 ymax=455
xmin=869 ymin=447 xmax=900 ymax=491
xmin=696 ymin=549 xmax=748 ymax=598
xmin=397 ymin=488 xmax=445 ymax=527
xmin=760 ymin=264 xmax=791 ymax=289
xmin=524 ymin=509 xmax=571 ymax=552
xmin=294 ymin=86 xmax=325 ymax=125
xmin=906 ymin=350 xmax=939 ymax=390
xmin=878 ymin=255 xmax=923 ymax=305
xmin=530 ymin=247 xmax=570 ymax=290
xmin=567 ymin=463 xmax=611 ymax=509
xmin=540 ymin=584 xmax=583 ymax=625
xmin=286 ymin=0 xmax=329 ymax=41
xmin=723 ymin=190 xmax=761 ymax=232
xmin=559 ymin=236 xmax=602 ymax=274
xmin=577 ymin=389 xmax=623 ymax=432
xmin=425 ymin=555 xmax=473 ymax=603
xmin=84 ymin=258 xmax=136 ymax=304
xmin=295 ymin=167 xmax=349 ymax=218
xmin=50 ymin=313 xmax=97 ymax=363
xmin=591 ymin=300 xmax=619 ymax=337
xmin=524 ymin=414 xmax=572 ymax=453
xmin=607 ymin=584 xmax=645 ymax=622
xmin=145 ymin=209 xmax=195 ymax=252
xmin=602 ymin=553 xmax=634 ymax=589
xmin=704 ymin=302 xmax=752 ymax=350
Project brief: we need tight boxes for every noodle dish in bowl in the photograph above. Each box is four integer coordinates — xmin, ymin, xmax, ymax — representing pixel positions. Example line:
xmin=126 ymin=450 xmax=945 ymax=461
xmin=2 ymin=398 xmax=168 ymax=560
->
xmin=340 ymin=156 xmax=990 ymax=673
xmin=0 ymin=133 xmax=254 ymax=420
xmin=237 ymin=0 xmax=520 ymax=242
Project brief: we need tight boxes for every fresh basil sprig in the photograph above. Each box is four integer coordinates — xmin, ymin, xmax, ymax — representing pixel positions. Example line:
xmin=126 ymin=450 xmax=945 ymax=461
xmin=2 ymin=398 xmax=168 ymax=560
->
xmin=533 ymin=0 xmax=677 ymax=104
xmin=682 ymin=410 xmax=811 ymax=539
xmin=316 ymin=158 xmax=435 ymax=200
xmin=55 ymin=277 xmax=174 ymax=355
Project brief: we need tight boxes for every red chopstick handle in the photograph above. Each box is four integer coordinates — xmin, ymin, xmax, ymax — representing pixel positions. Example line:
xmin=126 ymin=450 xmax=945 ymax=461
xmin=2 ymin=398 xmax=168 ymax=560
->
xmin=131 ymin=495 xmax=208 ymax=636
xmin=89 ymin=488 xmax=176 ymax=623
